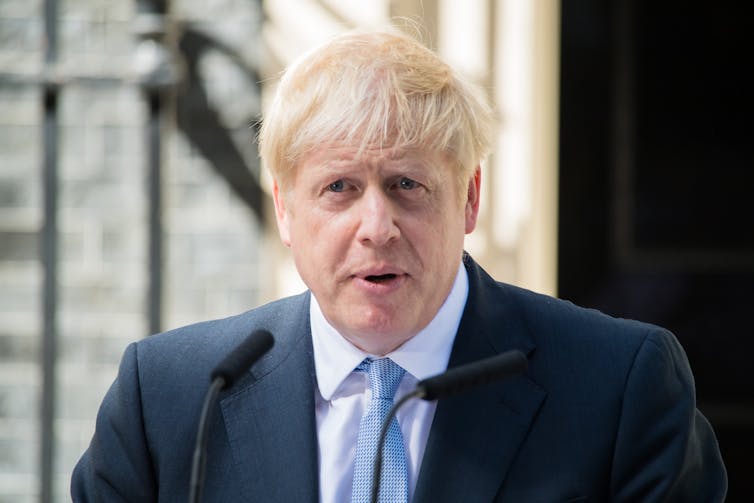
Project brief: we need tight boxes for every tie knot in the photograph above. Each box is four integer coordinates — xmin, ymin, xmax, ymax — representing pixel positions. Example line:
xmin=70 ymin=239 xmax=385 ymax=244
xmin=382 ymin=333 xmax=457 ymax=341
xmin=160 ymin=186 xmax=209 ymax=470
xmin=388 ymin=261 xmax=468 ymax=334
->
xmin=358 ymin=358 xmax=405 ymax=400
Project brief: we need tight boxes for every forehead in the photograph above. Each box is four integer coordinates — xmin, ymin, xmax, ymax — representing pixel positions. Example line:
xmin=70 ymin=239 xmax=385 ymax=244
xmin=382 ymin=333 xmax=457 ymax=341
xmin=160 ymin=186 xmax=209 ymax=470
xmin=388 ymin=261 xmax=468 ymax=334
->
xmin=296 ymin=144 xmax=452 ymax=176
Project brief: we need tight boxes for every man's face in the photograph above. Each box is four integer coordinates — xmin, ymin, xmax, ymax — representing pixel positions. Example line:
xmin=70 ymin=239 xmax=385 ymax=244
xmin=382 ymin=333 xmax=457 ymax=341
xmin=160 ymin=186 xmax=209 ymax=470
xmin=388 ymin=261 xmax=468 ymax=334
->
xmin=273 ymin=144 xmax=480 ymax=355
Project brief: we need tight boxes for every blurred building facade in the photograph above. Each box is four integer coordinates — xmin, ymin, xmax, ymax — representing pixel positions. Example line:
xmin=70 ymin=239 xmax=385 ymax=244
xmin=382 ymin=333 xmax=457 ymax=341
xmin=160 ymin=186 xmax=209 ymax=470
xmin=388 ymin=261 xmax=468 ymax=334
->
xmin=1 ymin=0 xmax=268 ymax=500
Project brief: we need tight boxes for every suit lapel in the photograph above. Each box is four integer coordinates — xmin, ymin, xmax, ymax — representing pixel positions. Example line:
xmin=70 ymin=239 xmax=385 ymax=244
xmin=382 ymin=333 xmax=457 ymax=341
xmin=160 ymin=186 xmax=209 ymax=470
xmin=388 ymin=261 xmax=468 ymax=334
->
xmin=413 ymin=256 xmax=546 ymax=502
xmin=219 ymin=295 xmax=320 ymax=502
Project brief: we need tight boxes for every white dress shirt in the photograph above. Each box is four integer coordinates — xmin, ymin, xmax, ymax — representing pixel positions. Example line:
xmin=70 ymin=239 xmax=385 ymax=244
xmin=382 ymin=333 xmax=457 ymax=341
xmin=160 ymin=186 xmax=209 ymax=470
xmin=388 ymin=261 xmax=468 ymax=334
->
xmin=311 ymin=263 xmax=469 ymax=503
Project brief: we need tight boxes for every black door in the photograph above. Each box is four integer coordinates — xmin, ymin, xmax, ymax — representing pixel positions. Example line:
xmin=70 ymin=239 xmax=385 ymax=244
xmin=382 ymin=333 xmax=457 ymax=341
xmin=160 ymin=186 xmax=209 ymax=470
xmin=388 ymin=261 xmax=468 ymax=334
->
xmin=559 ymin=1 xmax=754 ymax=500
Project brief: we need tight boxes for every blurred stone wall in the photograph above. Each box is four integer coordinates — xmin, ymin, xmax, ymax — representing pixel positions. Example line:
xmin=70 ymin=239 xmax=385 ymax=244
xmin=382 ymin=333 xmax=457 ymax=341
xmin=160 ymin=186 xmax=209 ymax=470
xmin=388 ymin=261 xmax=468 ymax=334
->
xmin=0 ymin=0 xmax=265 ymax=501
xmin=0 ymin=81 xmax=44 ymax=502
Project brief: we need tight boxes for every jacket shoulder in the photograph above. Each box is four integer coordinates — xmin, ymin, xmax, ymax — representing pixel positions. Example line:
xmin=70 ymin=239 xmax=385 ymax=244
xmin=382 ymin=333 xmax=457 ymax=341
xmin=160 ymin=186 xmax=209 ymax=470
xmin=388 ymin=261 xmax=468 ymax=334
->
xmin=132 ymin=292 xmax=310 ymax=389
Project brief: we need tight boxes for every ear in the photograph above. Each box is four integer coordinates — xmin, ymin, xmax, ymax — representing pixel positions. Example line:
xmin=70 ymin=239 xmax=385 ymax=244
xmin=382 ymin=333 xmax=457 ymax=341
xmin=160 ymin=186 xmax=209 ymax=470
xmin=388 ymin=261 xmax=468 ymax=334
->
xmin=465 ymin=166 xmax=481 ymax=234
xmin=272 ymin=179 xmax=292 ymax=247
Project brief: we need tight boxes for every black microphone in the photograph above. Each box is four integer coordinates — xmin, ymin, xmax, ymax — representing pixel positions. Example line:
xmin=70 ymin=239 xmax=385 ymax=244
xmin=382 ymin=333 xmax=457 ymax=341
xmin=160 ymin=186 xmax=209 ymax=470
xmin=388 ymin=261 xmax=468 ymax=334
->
xmin=369 ymin=350 xmax=528 ymax=503
xmin=416 ymin=349 xmax=528 ymax=400
xmin=188 ymin=329 xmax=274 ymax=503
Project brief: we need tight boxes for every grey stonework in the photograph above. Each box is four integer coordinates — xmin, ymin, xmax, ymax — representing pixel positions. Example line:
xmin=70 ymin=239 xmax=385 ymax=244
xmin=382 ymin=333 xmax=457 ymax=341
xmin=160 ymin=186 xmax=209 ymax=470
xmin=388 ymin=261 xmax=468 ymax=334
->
xmin=0 ymin=1 xmax=264 ymax=500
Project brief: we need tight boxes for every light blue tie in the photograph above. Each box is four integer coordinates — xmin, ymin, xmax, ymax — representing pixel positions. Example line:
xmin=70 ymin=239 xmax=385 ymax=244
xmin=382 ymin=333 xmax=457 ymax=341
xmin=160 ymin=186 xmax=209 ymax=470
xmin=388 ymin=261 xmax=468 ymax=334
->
xmin=351 ymin=358 xmax=408 ymax=503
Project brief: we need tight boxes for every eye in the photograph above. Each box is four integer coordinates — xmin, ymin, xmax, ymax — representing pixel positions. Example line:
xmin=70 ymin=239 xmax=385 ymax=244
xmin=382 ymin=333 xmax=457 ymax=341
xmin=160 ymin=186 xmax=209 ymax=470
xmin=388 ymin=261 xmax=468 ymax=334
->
xmin=327 ymin=180 xmax=345 ymax=192
xmin=398 ymin=177 xmax=419 ymax=190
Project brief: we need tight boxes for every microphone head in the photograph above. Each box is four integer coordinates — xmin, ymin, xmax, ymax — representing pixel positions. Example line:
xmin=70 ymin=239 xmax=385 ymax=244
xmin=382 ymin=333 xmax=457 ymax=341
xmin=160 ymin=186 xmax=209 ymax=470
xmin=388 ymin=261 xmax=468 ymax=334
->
xmin=417 ymin=349 xmax=527 ymax=401
xmin=210 ymin=329 xmax=274 ymax=388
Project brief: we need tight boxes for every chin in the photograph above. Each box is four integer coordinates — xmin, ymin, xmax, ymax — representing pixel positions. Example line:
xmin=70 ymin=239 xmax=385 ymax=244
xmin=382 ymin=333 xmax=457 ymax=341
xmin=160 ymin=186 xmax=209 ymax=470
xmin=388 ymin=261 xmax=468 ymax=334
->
xmin=355 ymin=322 xmax=417 ymax=350
xmin=348 ymin=330 xmax=412 ymax=356
xmin=352 ymin=306 xmax=404 ymax=332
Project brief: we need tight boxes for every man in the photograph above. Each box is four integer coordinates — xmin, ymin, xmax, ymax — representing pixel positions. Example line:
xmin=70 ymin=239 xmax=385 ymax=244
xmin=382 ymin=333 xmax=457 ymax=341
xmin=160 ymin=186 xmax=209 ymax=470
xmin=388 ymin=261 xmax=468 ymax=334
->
xmin=72 ymin=29 xmax=727 ymax=502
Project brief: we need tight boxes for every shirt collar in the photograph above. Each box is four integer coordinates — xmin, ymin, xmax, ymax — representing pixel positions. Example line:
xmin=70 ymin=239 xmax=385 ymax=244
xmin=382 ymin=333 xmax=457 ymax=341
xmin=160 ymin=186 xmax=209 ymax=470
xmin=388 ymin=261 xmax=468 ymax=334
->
xmin=311 ymin=262 xmax=469 ymax=400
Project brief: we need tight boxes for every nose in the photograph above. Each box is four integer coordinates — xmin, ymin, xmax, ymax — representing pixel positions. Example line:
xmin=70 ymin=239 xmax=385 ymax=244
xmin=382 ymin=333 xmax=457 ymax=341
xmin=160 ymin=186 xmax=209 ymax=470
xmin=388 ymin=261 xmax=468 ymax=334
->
xmin=355 ymin=188 xmax=400 ymax=247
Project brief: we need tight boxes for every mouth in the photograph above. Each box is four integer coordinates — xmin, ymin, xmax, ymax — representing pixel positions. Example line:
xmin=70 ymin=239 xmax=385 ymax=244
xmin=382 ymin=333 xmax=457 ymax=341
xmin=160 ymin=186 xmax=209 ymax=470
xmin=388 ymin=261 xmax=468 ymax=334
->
xmin=364 ymin=273 xmax=398 ymax=284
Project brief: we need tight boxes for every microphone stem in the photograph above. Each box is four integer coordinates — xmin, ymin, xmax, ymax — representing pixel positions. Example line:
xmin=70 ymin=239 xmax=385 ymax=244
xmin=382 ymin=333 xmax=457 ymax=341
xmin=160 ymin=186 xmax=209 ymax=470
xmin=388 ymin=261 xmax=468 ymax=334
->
xmin=370 ymin=388 xmax=426 ymax=503
xmin=189 ymin=377 xmax=225 ymax=503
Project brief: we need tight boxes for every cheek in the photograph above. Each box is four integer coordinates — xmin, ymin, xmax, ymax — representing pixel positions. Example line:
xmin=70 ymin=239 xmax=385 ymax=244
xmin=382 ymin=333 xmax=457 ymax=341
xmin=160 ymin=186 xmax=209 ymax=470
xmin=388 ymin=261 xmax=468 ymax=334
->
xmin=289 ymin=211 xmax=347 ymax=261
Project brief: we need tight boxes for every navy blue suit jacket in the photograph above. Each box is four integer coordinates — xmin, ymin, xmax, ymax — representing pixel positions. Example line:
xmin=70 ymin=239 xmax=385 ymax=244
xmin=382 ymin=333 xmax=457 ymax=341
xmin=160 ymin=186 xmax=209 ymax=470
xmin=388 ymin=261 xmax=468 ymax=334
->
xmin=72 ymin=255 xmax=727 ymax=501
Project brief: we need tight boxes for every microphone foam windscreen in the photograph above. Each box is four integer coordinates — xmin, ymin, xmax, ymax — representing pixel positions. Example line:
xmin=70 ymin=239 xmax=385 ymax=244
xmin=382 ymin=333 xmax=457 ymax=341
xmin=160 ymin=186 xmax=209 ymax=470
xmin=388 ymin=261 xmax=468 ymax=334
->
xmin=210 ymin=329 xmax=274 ymax=387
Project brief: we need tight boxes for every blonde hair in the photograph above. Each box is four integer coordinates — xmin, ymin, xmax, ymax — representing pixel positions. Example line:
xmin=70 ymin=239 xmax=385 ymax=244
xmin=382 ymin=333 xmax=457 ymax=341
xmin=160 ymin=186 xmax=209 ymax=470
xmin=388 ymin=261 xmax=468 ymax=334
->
xmin=259 ymin=29 xmax=494 ymax=192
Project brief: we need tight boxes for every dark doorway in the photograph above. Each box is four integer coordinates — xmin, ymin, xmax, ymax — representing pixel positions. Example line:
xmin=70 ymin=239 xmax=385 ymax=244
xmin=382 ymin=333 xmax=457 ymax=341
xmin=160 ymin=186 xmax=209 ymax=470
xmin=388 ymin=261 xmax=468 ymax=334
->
xmin=559 ymin=1 xmax=753 ymax=500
